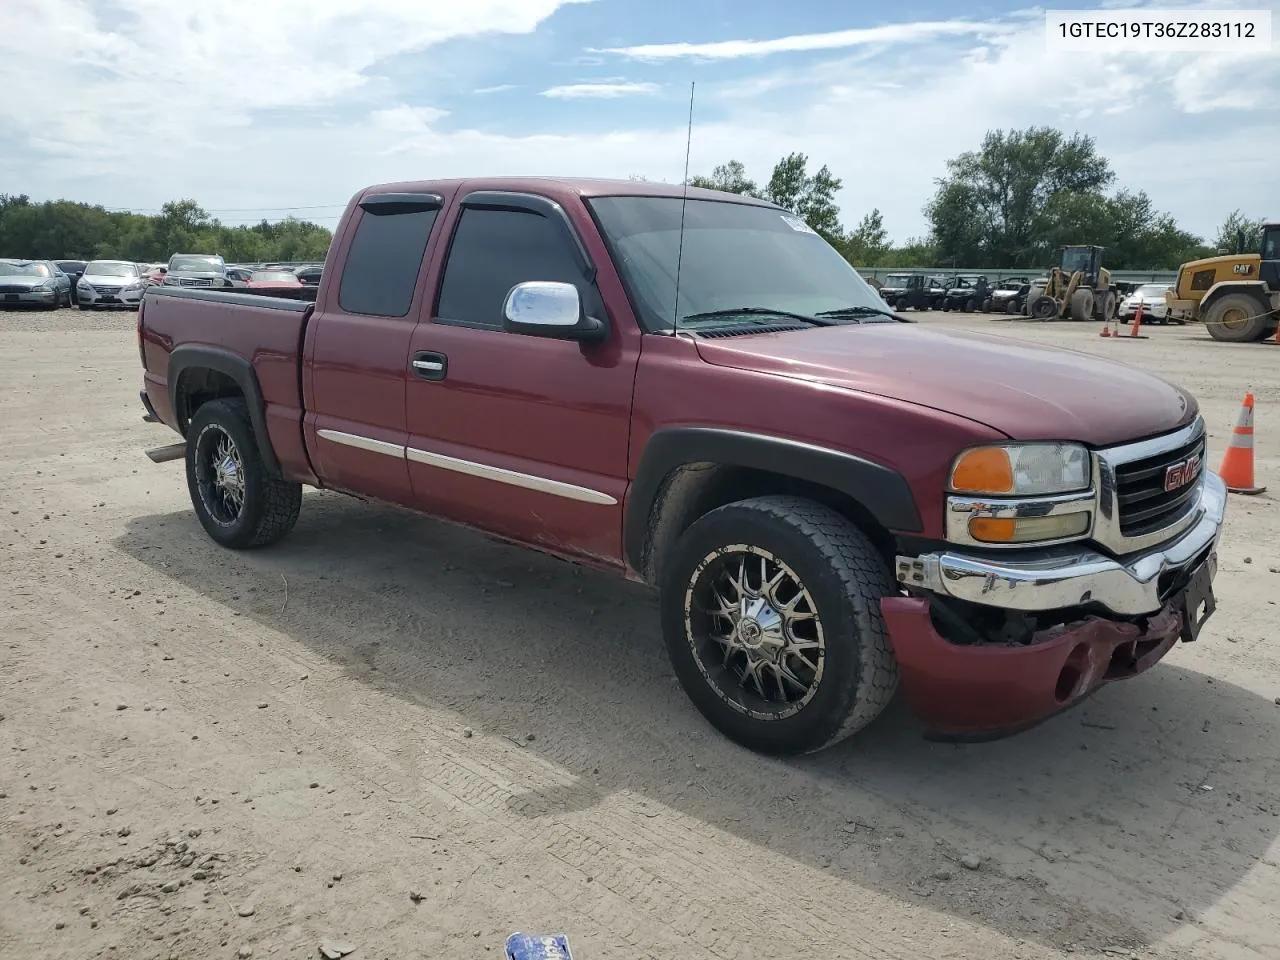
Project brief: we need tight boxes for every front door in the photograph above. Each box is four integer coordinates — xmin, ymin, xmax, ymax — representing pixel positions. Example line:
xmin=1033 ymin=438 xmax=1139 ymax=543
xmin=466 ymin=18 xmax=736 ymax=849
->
xmin=404 ymin=192 xmax=640 ymax=565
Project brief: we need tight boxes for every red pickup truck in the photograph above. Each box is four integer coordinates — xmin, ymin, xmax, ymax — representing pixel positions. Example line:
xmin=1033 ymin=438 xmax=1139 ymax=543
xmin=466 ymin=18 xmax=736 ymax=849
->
xmin=137 ymin=177 xmax=1226 ymax=755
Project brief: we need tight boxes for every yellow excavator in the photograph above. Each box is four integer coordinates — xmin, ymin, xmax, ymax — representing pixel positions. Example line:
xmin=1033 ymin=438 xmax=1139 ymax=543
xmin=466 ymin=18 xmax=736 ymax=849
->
xmin=1024 ymin=245 xmax=1116 ymax=322
xmin=1165 ymin=221 xmax=1280 ymax=342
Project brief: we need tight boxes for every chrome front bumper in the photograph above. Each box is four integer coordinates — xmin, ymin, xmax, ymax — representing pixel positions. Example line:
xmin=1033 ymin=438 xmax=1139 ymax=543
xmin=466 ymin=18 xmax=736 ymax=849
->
xmin=79 ymin=288 xmax=144 ymax=307
xmin=0 ymin=289 xmax=56 ymax=304
xmin=896 ymin=471 xmax=1226 ymax=617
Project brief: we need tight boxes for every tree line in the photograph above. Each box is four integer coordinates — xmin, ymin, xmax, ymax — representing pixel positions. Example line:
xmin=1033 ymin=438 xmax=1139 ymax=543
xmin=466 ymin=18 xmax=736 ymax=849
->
xmin=2 ymin=126 xmax=1265 ymax=270
xmin=0 ymin=196 xmax=331 ymax=264
xmin=684 ymin=126 xmax=1256 ymax=271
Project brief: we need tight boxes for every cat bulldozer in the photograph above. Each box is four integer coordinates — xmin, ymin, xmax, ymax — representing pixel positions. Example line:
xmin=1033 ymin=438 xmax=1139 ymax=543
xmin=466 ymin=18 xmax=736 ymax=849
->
xmin=1165 ymin=221 xmax=1280 ymax=342
xmin=1024 ymin=245 xmax=1116 ymax=322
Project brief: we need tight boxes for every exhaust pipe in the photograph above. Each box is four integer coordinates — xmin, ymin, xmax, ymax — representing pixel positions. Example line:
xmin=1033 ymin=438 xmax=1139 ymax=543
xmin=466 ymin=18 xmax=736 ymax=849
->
xmin=145 ymin=442 xmax=187 ymax=463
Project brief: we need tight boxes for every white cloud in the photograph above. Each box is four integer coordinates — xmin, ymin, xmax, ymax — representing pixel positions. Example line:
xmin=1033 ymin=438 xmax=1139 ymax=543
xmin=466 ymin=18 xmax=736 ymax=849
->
xmin=1 ymin=0 xmax=1277 ymax=246
xmin=594 ymin=20 xmax=1019 ymax=61
xmin=474 ymin=84 xmax=518 ymax=95
xmin=541 ymin=81 xmax=660 ymax=98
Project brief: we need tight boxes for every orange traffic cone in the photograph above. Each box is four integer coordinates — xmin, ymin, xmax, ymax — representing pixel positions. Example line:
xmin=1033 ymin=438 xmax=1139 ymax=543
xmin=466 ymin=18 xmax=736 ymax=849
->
xmin=1219 ymin=392 xmax=1266 ymax=495
xmin=1100 ymin=322 xmax=1111 ymax=337
xmin=1129 ymin=303 xmax=1144 ymax=337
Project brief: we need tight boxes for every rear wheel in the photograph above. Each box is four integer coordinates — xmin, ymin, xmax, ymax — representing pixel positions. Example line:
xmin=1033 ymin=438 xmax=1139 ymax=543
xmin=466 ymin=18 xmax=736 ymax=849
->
xmin=964 ymin=297 xmax=977 ymax=312
xmin=185 ymin=398 xmax=302 ymax=549
xmin=1204 ymin=292 xmax=1273 ymax=342
xmin=659 ymin=495 xmax=899 ymax=755
xmin=1005 ymin=299 xmax=1020 ymax=315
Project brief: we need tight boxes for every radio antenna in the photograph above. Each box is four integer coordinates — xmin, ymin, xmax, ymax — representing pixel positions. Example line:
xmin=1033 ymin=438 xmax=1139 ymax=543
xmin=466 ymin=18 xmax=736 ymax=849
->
xmin=671 ymin=81 xmax=695 ymax=336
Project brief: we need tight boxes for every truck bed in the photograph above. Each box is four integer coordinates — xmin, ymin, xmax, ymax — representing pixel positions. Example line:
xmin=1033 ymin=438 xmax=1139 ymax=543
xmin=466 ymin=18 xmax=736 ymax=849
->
xmin=139 ymin=285 xmax=313 ymax=482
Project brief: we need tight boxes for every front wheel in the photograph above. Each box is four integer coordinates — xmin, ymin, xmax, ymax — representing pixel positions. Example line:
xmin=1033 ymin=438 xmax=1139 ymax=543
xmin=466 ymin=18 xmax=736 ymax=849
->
xmin=659 ymin=496 xmax=899 ymax=755
xmin=185 ymin=398 xmax=302 ymax=549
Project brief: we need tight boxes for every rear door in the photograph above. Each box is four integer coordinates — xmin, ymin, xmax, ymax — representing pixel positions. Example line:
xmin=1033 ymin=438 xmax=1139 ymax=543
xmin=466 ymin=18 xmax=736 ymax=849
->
xmin=403 ymin=190 xmax=639 ymax=564
xmin=303 ymin=192 xmax=446 ymax=505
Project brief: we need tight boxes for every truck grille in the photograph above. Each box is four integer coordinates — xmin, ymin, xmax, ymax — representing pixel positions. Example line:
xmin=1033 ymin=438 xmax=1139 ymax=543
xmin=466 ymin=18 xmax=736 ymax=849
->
xmin=1113 ymin=430 xmax=1206 ymax=538
xmin=0 ymin=285 xmax=28 ymax=293
xmin=169 ymin=277 xmax=215 ymax=287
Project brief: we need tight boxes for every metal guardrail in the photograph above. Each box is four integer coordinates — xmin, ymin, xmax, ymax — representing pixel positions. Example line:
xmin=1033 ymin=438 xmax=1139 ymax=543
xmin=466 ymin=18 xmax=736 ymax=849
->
xmin=858 ymin=266 xmax=1179 ymax=284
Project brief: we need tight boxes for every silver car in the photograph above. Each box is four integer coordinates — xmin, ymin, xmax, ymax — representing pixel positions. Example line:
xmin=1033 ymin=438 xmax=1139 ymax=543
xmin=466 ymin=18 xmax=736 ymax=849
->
xmin=0 ymin=258 xmax=74 ymax=309
xmin=76 ymin=260 xmax=148 ymax=309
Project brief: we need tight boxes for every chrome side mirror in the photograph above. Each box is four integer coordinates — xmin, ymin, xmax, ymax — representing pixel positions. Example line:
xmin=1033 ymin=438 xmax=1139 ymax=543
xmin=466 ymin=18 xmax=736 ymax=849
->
xmin=502 ymin=281 xmax=606 ymax=342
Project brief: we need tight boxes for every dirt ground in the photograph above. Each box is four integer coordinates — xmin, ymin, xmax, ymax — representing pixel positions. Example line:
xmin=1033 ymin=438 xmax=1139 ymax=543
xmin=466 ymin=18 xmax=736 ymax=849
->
xmin=2 ymin=306 xmax=1278 ymax=960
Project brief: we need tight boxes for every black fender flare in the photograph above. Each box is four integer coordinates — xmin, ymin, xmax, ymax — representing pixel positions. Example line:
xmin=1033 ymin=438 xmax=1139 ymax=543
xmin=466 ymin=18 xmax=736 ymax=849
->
xmin=168 ymin=345 xmax=281 ymax=476
xmin=624 ymin=426 xmax=922 ymax=575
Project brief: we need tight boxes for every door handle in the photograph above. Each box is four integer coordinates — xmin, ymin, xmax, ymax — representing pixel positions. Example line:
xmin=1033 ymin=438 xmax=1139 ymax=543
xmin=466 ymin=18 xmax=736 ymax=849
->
xmin=411 ymin=351 xmax=447 ymax=381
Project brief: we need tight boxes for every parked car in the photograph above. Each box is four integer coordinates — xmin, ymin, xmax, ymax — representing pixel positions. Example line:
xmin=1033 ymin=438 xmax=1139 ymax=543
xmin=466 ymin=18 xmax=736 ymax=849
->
xmin=877 ymin=273 xmax=932 ymax=311
xmin=225 ymin=266 xmax=255 ymax=286
xmin=939 ymin=274 xmax=991 ymax=312
xmin=55 ymin=260 xmax=88 ymax=304
xmin=243 ymin=270 xmax=313 ymax=300
xmin=294 ymin=264 xmax=323 ymax=287
xmin=1118 ymin=283 xmax=1175 ymax=324
xmin=162 ymin=253 xmax=229 ymax=288
xmin=76 ymin=260 xmax=149 ymax=309
xmin=137 ymin=176 xmax=1224 ymax=755
xmin=0 ymin=258 xmax=73 ymax=309
xmin=984 ymin=277 xmax=1032 ymax=314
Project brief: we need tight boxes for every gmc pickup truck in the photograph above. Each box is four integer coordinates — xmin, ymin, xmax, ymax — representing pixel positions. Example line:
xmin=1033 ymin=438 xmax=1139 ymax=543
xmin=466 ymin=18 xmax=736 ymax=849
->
xmin=137 ymin=177 xmax=1225 ymax=755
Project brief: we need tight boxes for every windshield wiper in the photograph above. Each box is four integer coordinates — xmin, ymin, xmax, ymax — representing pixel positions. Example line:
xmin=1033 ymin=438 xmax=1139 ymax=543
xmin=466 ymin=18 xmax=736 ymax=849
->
xmin=679 ymin=307 xmax=836 ymax=327
xmin=814 ymin=305 xmax=902 ymax=322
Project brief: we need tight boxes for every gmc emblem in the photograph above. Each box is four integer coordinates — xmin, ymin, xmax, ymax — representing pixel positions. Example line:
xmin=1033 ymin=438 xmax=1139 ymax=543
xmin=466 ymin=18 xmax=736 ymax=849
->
xmin=1164 ymin=454 xmax=1202 ymax=492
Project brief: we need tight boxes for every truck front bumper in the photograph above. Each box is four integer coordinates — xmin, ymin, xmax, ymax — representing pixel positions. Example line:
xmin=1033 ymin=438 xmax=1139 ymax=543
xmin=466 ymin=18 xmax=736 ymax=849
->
xmin=885 ymin=472 xmax=1226 ymax=738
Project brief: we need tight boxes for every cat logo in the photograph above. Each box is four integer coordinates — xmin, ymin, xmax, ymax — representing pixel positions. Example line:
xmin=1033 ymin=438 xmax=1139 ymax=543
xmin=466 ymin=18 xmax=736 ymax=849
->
xmin=1232 ymin=263 xmax=1254 ymax=275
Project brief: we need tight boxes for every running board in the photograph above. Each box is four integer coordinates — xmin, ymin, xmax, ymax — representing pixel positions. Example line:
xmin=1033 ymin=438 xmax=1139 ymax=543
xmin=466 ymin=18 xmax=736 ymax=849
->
xmin=145 ymin=442 xmax=187 ymax=463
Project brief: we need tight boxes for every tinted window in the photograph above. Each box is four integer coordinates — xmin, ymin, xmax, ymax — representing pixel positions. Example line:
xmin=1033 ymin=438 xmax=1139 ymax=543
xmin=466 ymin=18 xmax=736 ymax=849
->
xmin=436 ymin=207 xmax=589 ymax=328
xmin=339 ymin=207 xmax=438 ymax=317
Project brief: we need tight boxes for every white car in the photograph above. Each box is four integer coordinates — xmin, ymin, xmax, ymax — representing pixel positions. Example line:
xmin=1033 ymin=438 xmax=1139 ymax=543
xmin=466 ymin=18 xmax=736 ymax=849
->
xmin=1118 ymin=283 xmax=1173 ymax=323
xmin=77 ymin=260 xmax=148 ymax=309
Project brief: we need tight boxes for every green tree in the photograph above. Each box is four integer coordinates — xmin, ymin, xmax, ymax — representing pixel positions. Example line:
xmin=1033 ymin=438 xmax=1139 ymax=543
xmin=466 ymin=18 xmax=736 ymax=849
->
xmin=688 ymin=159 xmax=758 ymax=196
xmin=763 ymin=153 xmax=844 ymax=243
xmin=926 ymin=127 xmax=1114 ymax=266
xmin=0 ymin=197 xmax=333 ymax=263
xmin=1213 ymin=210 xmax=1266 ymax=254
xmin=842 ymin=208 xmax=890 ymax=265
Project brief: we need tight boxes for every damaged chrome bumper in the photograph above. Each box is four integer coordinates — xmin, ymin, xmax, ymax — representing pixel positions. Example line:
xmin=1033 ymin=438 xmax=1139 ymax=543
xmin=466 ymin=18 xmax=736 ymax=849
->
xmin=896 ymin=471 xmax=1226 ymax=617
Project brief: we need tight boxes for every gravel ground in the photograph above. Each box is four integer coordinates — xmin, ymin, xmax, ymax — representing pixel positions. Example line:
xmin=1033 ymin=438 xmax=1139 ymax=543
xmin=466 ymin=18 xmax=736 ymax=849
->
xmin=1 ymin=305 xmax=1278 ymax=960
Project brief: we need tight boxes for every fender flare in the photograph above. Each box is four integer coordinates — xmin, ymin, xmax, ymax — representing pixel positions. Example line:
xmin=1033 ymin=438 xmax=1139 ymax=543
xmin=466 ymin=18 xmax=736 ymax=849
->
xmin=1201 ymin=279 xmax=1273 ymax=312
xmin=624 ymin=426 xmax=922 ymax=574
xmin=168 ymin=345 xmax=281 ymax=475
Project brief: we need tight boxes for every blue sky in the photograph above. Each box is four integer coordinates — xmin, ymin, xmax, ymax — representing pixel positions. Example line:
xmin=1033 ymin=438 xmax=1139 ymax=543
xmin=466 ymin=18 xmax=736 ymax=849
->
xmin=1 ymin=0 xmax=1276 ymax=244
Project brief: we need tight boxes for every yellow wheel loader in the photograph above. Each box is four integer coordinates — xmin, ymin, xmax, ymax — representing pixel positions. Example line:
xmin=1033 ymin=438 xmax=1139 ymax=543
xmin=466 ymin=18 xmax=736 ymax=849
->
xmin=1165 ymin=222 xmax=1280 ymax=342
xmin=1024 ymin=245 xmax=1116 ymax=322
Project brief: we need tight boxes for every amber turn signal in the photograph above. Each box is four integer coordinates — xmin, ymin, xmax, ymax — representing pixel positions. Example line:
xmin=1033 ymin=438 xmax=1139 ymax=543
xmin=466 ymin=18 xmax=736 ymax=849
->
xmin=950 ymin=447 xmax=1014 ymax=495
xmin=969 ymin=513 xmax=1090 ymax=544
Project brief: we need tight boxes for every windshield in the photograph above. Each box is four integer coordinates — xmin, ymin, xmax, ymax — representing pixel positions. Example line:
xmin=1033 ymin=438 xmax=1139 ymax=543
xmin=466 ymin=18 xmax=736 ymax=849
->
xmin=86 ymin=261 xmax=139 ymax=278
xmin=169 ymin=255 xmax=224 ymax=272
xmin=1262 ymin=227 xmax=1279 ymax=260
xmin=587 ymin=196 xmax=891 ymax=330
xmin=1061 ymin=248 xmax=1092 ymax=274
xmin=250 ymin=271 xmax=297 ymax=282
xmin=1138 ymin=284 xmax=1169 ymax=297
xmin=0 ymin=261 xmax=50 ymax=277
xmin=883 ymin=274 xmax=912 ymax=286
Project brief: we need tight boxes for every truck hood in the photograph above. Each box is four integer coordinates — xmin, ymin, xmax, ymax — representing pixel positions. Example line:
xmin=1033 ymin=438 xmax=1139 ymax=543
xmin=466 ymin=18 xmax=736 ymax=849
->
xmin=693 ymin=324 xmax=1197 ymax=447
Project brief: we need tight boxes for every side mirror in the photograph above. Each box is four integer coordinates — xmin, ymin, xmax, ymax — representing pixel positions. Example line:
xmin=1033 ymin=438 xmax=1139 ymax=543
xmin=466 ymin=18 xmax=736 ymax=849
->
xmin=502 ymin=281 xmax=606 ymax=343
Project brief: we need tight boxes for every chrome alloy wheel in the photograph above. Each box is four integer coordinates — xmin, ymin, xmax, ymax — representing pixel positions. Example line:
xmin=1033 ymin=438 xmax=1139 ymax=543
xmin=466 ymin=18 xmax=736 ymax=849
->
xmin=195 ymin=427 xmax=245 ymax=525
xmin=683 ymin=545 xmax=826 ymax=719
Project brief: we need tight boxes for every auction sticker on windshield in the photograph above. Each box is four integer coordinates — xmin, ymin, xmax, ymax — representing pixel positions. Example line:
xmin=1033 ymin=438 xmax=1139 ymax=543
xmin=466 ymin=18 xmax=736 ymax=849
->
xmin=780 ymin=214 xmax=817 ymax=235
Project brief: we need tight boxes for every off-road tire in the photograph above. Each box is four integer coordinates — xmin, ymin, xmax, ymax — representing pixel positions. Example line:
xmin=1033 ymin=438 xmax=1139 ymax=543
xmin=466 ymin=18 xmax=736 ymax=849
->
xmin=1029 ymin=294 xmax=1058 ymax=320
xmin=1069 ymin=288 xmax=1094 ymax=322
xmin=185 ymin=397 xmax=302 ymax=549
xmin=1204 ymin=292 xmax=1274 ymax=343
xmin=1102 ymin=291 xmax=1117 ymax=322
xmin=659 ymin=495 xmax=899 ymax=755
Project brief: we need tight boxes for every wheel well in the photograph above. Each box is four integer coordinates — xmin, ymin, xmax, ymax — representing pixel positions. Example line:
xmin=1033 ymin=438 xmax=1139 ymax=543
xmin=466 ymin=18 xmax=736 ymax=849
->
xmin=1203 ymin=283 xmax=1271 ymax=314
xmin=176 ymin=367 xmax=244 ymax=434
xmin=640 ymin=463 xmax=896 ymax=586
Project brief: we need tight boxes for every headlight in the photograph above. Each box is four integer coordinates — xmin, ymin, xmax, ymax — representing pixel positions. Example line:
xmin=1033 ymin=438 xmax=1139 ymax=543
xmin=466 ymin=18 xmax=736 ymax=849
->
xmin=967 ymin=513 xmax=1091 ymax=545
xmin=949 ymin=443 xmax=1090 ymax=496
